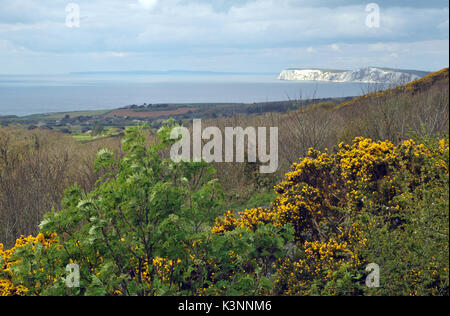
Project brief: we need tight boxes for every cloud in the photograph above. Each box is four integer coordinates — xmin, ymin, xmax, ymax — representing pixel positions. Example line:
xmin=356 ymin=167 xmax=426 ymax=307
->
xmin=331 ymin=44 xmax=341 ymax=52
xmin=0 ymin=39 xmax=32 ymax=54
xmin=2 ymin=1 xmax=449 ymax=52
xmin=138 ymin=0 xmax=158 ymax=10
xmin=0 ymin=0 xmax=448 ymax=73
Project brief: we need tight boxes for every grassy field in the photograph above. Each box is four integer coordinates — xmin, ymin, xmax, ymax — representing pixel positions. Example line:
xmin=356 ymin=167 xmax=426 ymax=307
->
xmin=21 ymin=109 xmax=113 ymax=121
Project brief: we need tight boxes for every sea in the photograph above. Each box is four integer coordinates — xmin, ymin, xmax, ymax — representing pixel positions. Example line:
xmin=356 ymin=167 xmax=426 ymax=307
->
xmin=0 ymin=73 xmax=370 ymax=117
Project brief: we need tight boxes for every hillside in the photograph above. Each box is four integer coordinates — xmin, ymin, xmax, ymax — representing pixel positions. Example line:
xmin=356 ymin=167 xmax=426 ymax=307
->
xmin=335 ymin=67 xmax=449 ymax=110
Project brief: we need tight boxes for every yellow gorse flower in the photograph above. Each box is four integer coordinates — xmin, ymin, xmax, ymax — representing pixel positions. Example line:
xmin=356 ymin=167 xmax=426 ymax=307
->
xmin=0 ymin=233 xmax=58 ymax=296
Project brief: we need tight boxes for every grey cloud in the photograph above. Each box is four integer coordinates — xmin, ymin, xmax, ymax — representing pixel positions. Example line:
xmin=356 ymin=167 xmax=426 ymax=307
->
xmin=0 ymin=0 xmax=448 ymax=73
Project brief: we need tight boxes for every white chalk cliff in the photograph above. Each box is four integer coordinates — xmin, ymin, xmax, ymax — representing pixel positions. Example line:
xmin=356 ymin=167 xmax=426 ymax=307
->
xmin=278 ymin=67 xmax=429 ymax=84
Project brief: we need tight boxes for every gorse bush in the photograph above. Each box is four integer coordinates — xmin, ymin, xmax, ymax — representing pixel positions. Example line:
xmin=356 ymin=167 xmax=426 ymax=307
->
xmin=0 ymin=233 xmax=58 ymax=296
xmin=361 ymin=137 xmax=449 ymax=296
xmin=213 ymin=136 xmax=449 ymax=295
xmin=0 ymin=123 xmax=448 ymax=296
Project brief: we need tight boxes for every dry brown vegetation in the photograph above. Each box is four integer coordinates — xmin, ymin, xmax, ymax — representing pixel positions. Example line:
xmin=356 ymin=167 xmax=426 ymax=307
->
xmin=0 ymin=129 xmax=122 ymax=247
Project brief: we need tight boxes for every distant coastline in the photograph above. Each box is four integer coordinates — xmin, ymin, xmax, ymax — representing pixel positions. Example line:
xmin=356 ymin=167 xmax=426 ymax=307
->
xmin=70 ymin=70 xmax=278 ymax=76
xmin=278 ymin=67 xmax=430 ymax=83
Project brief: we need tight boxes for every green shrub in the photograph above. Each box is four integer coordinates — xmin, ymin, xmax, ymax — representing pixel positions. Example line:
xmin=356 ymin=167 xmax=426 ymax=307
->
xmin=2 ymin=123 xmax=293 ymax=296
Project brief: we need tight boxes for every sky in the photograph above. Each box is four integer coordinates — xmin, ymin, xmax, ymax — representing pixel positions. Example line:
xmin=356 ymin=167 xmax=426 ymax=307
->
xmin=0 ymin=0 xmax=448 ymax=74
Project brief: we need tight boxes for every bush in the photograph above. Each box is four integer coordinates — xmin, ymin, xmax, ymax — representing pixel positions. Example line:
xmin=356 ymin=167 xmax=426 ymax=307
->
xmin=213 ymin=136 xmax=449 ymax=296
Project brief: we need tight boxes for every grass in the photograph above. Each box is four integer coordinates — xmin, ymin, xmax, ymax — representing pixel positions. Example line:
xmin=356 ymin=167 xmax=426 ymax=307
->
xmin=72 ymin=127 xmax=124 ymax=142
xmin=24 ymin=109 xmax=113 ymax=121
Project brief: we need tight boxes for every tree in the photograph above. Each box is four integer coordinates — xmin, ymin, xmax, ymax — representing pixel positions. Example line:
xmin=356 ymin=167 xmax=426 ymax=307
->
xmin=4 ymin=122 xmax=292 ymax=296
